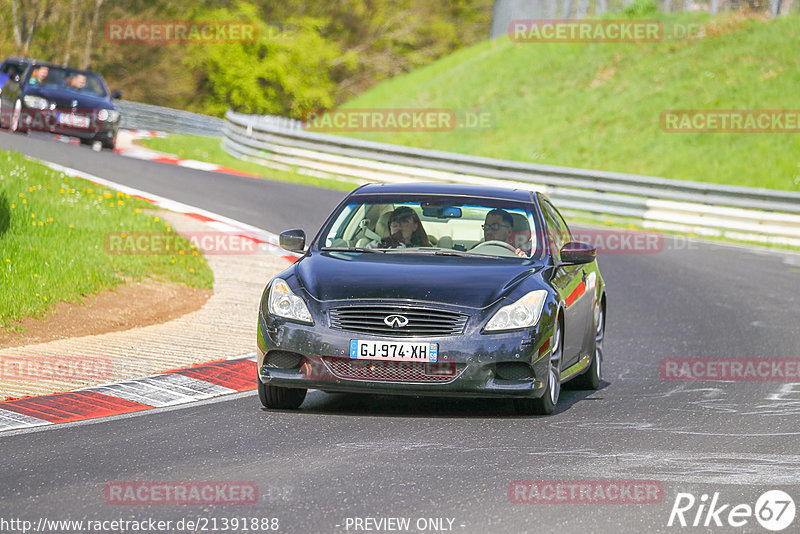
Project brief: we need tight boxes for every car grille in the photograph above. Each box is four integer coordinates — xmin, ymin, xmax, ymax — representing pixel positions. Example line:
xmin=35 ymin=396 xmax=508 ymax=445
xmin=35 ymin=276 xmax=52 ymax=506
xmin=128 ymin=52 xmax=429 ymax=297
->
xmin=328 ymin=305 xmax=468 ymax=337
xmin=322 ymin=357 xmax=462 ymax=382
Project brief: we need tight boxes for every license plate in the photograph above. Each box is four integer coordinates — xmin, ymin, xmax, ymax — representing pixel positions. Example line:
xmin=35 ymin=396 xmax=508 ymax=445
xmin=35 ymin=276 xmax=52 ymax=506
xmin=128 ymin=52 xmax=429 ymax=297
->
xmin=58 ymin=113 xmax=90 ymax=128
xmin=350 ymin=340 xmax=438 ymax=362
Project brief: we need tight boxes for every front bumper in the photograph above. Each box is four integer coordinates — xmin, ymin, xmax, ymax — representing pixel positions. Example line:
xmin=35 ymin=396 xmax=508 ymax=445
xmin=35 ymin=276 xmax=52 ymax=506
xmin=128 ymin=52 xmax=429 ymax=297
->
xmin=257 ymin=301 xmax=557 ymax=399
xmin=21 ymin=108 xmax=118 ymax=141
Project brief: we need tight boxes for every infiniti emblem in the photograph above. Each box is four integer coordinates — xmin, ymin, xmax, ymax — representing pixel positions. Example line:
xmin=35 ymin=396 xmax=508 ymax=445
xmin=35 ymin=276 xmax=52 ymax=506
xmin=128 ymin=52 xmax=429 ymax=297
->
xmin=384 ymin=314 xmax=409 ymax=328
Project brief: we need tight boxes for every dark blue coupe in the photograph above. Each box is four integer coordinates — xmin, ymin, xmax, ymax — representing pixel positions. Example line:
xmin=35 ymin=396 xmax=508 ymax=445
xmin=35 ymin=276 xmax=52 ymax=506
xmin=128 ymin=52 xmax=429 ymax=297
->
xmin=258 ymin=183 xmax=607 ymax=415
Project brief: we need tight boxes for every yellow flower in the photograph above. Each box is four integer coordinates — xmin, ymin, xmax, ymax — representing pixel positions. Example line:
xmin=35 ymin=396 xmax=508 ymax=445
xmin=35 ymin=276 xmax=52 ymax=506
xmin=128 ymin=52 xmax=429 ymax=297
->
xmin=69 ymin=224 xmax=74 ymax=228
xmin=118 ymin=200 xmax=124 ymax=206
xmin=31 ymin=222 xmax=36 ymax=226
xmin=104 ymin=192 xmax=112 ymax=199
xmin=22 ymin=199 xmax=26 ymax=204
xmin=134 ymin=208 xmax=141 ymax=214
xmin=125 ymin=194 xmax=130 ymax=198
xmin=170 ymin=258 xmax=176 ymax=263
xmin=109 ymin=202 xmax=114 ymax=207
xmin=19 ymin=193 xmax=24 ymax=198
xmin=87 ymin=188 xmax=93 ymax=193
xmin=117 ymin=192 xmax=123 ymax=198
xmin=154 ymin=217 xmax=160 ymax=222
xmin=31 ymin=214 xmax=35 ymax=218
xmin=179 ymin=250 xmax=184 ymax=255
xmin=146 ymin=222 xmax=150 ymax=227
xmin=39 ymin=221 xmax=43 ymax=226
xmin=10 ymin=204 xmax=14 ymax=209
xmin=189 ymin=268 xmax=195 ymax=273
xmin=5 ymin=259 xmax=10 ymax=263
xmin=121 ymin=233 xmax=127 ymax=238
xmin=43 ymin=297 xmax=47 ymax=301
xmin=192 ymin=251 xmax=198 ymax=256
xmin=60 ymin=188 xmax=65 ymax=194
xmin=36 ymin=293 xmax=40 ymax=297
xmin=34 ymin=274 xmax=38 ymax=277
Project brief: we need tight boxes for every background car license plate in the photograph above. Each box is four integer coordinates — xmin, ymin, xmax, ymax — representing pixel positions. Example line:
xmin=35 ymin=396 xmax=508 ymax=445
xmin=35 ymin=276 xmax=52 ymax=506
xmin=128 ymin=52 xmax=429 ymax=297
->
xmin=350 ymin=340 xmax=438 ymax=362
xmin=58 ymin=113 xmax=90 ymax=128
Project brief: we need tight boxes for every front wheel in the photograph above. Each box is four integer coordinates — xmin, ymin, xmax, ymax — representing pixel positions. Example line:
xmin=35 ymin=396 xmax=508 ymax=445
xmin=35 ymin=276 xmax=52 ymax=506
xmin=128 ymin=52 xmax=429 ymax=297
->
xmin=514 ymin=318 xmax=562 ymax=415
xmin=258 ymin=378 xmax=306 ymax=409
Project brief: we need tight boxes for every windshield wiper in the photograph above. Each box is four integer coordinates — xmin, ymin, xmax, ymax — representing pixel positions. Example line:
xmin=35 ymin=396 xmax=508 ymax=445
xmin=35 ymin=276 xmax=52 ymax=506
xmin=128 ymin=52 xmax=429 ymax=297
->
xmin=321 ymin=246 xmax=385 ymax=253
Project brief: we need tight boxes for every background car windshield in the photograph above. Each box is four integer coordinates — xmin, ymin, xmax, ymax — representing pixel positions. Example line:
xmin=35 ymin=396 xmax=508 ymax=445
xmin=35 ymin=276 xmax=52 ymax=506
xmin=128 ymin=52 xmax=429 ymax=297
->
xmin=321 ymin=197 xmax=540 ymax=259
xmin=29 ymin=67 xmax=107 ymax=97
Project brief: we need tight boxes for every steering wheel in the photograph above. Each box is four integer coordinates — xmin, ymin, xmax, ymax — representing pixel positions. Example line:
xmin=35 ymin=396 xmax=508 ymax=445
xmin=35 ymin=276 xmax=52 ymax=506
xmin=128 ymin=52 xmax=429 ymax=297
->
xmin=470 ymin=240 xmax=518 ymax=255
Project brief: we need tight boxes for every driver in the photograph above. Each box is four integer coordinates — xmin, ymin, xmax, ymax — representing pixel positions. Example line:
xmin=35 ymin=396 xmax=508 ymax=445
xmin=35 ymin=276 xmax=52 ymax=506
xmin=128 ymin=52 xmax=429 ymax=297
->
xmin=480 ymin=208 xmax=526 ymax=257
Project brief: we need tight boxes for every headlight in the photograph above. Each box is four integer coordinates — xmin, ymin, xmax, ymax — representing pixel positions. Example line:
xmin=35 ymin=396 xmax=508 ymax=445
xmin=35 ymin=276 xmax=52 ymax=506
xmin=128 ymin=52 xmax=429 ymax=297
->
xmin=97 ymin=109 xmax=119 ymax=122
xmin=485 ymin=290 xmax=548 ymax=332
xmin=267 ymin=278 xmax=313 ymax=324
xmin=23 ymin=95 xmax=49 ymax=110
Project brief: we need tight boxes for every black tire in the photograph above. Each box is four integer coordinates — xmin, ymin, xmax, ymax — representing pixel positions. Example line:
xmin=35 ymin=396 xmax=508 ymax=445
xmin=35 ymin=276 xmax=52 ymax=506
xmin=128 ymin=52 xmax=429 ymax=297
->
xmin=257 ymin=378 xmax=306 ymax=409
xmin=514 ymin=317 xmax=563 ymax=415
xmin=571 ymin=299 xmax=605 ymax=390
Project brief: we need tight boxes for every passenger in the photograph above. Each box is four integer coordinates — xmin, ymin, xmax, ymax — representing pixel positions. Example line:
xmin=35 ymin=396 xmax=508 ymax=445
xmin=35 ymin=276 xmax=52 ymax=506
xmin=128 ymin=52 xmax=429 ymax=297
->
xmin=28 ymin=66 xmax=49 ymax=86
xmin=374 ymin=206 xmax=430 ymax=248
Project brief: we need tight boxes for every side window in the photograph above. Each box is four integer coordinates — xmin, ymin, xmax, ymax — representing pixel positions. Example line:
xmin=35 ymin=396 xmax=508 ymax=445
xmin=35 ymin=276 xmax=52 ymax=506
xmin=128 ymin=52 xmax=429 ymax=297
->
xmin=540 ymin=199 xmax=571 ymax=254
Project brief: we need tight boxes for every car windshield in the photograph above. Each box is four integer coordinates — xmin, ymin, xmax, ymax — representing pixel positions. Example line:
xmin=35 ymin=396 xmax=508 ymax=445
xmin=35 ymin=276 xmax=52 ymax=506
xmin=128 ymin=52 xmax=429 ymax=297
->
xmin=319 ymin=195 xmax=543 ymax=259
xmin=26 ymin=66 xmax=107 ymax=97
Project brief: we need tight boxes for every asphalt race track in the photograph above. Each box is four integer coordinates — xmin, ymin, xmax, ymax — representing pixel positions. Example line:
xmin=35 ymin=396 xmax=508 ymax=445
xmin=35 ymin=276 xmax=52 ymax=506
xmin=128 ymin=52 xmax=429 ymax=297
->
xmin=2 ymin=131 xmax=799 ymax=533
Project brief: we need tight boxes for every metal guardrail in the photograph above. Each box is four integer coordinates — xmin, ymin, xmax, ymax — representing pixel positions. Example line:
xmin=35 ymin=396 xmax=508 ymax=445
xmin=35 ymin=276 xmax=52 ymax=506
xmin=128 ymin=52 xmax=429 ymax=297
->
xmin=117 ymin=100 xmax=224 ymax=136
xmin=222 ymin=109 xmax=800 ymax=245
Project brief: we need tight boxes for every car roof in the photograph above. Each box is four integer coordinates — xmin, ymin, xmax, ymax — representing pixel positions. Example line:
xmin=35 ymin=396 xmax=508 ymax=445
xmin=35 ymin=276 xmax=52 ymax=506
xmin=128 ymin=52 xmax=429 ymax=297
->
xmin=350 ymin=182 xmax=535 ymax=202
xmin=2 ymin=57 xmax=100 ymax=75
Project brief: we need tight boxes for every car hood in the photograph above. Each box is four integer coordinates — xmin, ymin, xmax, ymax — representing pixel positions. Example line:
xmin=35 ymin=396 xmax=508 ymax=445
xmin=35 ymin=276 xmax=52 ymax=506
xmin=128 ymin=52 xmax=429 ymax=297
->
xmin=28 ymin=87 xmax=113 ymax=109
xmin=295 ymin=251 xmax=543 ymax=309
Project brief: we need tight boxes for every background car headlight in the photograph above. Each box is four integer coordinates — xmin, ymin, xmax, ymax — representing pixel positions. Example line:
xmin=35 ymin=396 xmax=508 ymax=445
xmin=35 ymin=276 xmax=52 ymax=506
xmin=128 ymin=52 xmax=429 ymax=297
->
xmin=22 ymin=95 xmax=49 ymax=110
xmin=267 ymin=278 xmax=314 ymax=324
xmin=97 ymin=109 xmax=119 ymax=122
xmin=485 ymin=290 xmax=548 ymax=332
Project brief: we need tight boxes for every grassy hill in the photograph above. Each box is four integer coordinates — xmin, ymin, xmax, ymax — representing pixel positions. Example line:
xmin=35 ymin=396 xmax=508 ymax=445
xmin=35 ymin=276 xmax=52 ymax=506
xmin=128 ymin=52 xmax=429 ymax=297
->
xmin=336 ymin=8 xmax=800 ymax=192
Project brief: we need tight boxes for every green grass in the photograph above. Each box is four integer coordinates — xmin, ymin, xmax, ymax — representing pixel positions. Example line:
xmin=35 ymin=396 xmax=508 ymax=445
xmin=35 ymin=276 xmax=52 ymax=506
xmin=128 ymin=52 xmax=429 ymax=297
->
xmin=332 ymin=11 xmax=800 ymax=192
xmin=139 ymin=134 xmax=356 ymax=192
xmin=0 ymin=150 xmax=213 ymax=328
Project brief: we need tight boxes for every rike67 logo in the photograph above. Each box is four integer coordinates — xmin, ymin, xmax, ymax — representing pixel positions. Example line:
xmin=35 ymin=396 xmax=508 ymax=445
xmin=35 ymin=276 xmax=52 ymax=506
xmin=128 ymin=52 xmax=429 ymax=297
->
xmin=668 ymin=490 xmax=795 ymax=531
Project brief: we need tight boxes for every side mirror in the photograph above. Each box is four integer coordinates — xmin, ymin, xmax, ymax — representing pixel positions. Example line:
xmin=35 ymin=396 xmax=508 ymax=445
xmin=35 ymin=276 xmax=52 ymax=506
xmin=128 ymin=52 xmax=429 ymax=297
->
xmin=560 ymin=241 xmax=596 ymax=265
xmin=111 ymin=90 xmax=122 ymax=99
xmin=279 ymin=229 xmax=305 ymax=252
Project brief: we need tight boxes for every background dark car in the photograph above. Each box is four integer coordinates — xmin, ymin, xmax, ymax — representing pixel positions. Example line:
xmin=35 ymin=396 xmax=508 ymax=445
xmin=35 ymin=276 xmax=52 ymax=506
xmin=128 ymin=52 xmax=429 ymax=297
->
xmin=0 ymin=59 xmax=122 ymax=149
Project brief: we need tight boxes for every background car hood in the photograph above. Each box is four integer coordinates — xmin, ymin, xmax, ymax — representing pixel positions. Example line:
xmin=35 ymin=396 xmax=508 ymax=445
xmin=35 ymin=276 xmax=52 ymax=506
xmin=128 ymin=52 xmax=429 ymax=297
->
xmin=296 ymin=251 xmax=542 ymax=308
xmin=29 ymin=87 xmax=112 ymax=109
